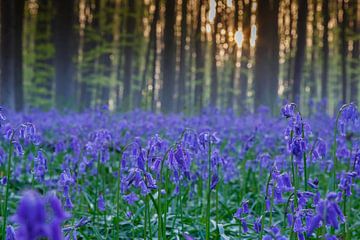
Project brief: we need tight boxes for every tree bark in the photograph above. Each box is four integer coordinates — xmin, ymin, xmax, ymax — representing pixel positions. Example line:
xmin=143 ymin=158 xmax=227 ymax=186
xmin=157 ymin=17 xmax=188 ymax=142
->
xmin=292 ymin=0 xmax=308 ymax=104
xmin=309 ymin=0 xmax=318 ymax=99
xmin=0 ymin=0 xmax=24 ymax=111
xmin=254 ymin=0 xmax=280 ymax=112
xmin=210 ymin=1 xmax=219 ymax=107
xmin=340 ymin=0 xmax=348 ymax=103
xmin=54 ymin=0 xmax=76 ymax=109
xmin=350 ymin=0 xmax=359 ymax=103
xmin=321 ymin=0 xmax=329 ymax=101
xmin=177 ymin=0 xmax=188 ymax=112
xmin=194 ymin=0 xmax=205 ymax=111
xmin=162 ymin=0 xmax=176 ymax=113
xmin=239 ymin=0 xmax=251 ymax=112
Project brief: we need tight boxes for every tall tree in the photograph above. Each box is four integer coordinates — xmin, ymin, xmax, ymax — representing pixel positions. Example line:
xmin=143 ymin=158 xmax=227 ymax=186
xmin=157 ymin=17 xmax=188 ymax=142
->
xmin=194 ymin=0 xmax=205 ymax=111
xmin=254 ymin=0 xmax=280 ymax=111
xmin=239 ymin=0 xmax=251 ymax=111
xmin=122 ymin=0 xmax=136 ymax=111
xmin=210 ymin=1 xmax=219 ymax=107
xmin=292 ymin=0 xmax=308 ymax=103
xmin=321 ymin=0 xmax=329 ymax=101
xmin=227 ymin=0 xmax=239 ymax=109
xmin=350 ymin=0 xmax=359 ymax=103
xmin=54 ymin=0 xmax=76 ymax=109
xmin=177 ymin=0 xmax=188 ymax=112
xmin=80 ymin=0 xmax=100 ymax=110
xmin=162 ymin=0 xmax=176 ymax=113
xmin=285 ymin=0 xmax=294 ymax=99
xmin=309 ymin=0 xmax=318 ymax=99
xmin=31 ymin=0 xmax=54 ymax=109
xmin=0 ymin=0 xmax=25 ymax=111
xmin=340 ymin=0 xmax=348 ymax=103
xmin=140 ymin=0 xmax=160 ymax=110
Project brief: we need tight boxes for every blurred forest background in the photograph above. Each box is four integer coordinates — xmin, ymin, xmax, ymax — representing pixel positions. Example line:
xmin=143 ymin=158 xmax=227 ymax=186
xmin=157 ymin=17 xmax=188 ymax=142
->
xmin=0 ymin=0 xmax=359 ymax=114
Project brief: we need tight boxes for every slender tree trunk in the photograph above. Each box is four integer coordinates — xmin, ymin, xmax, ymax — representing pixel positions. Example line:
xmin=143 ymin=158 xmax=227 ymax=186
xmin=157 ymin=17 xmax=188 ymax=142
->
xmin=0 ymin=0 xmax=24 ymax=111
xmin=54 ymin=0 xmax=76 ymax=109
xmin=227 ymin=0 xmax=239 ymax=109
xmin=321 ymin=0 xmax=329 ymax=101
xmin=286 ymin=0 xmax=294 ymax=99
xmin=309 ymin=0 xmax=318 ymax=99
xmin=254 ymin=0 xmax=280 ymax=112
xmin=162 ymin=0 xmax=176 ymax=113
xmin=292 ymin=0 xmax=308 ymax=104
xmin=194 ymin=0 xmax=205 ymax=111
xmin=239 ymin=0 xmax=251 ymax=112
xmin=177 ymin=0 xmax=188 ymax=112
xmin=340 ymin=0 xmax=348 ymax=103
xmin=141 ymin=0 xmax=160 ymax=110
xmin=210 ymin=1 xmax=219 ymax=107
xmin=350 ymin=0 xmax=359 ymax=103
xmin=122 ymin=0 xmax=136 ymax=111
xmin=80 ymin=0 xmax=100 ymax=110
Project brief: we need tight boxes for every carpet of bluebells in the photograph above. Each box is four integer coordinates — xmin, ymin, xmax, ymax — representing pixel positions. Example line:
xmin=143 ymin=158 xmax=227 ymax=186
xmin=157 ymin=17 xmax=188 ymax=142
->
xmin=0 ymin=102 xmax=359 ymax=240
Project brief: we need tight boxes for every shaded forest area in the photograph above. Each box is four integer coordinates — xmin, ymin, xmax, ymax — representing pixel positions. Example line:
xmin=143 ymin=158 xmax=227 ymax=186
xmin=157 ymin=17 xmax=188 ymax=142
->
xmin=0 ymin=0 xmax=359 ymax=114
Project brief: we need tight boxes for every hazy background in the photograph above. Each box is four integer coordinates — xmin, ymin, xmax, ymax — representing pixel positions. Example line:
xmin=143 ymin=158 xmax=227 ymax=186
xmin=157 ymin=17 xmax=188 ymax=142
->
xmin=0 ymin=0 xmax=359 ymax=114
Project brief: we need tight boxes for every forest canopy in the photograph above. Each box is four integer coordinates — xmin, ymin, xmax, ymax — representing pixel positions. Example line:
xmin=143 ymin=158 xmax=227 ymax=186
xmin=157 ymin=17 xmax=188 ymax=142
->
xmin=0 ymin=0 xmax=359 ymax=114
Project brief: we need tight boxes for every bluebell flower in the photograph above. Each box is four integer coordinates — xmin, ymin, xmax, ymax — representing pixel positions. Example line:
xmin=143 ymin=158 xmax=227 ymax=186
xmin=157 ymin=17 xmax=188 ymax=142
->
xmin=124 ymin=193 xmax=139 ymax=205
xmin=281 ymin=103 xmax=297 ymax=118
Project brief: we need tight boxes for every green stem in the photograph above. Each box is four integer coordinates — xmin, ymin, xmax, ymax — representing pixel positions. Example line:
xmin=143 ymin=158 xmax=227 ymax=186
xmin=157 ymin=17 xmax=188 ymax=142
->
xmin=1 ymin=141 xmax=13 ymax=240
xmin=205 ymin=141 xmax=212 ymax=240
xmin=93 ymin=153 xmax=101 ymax=226
xmin=115 ymin=150 xmax=123 ymax=239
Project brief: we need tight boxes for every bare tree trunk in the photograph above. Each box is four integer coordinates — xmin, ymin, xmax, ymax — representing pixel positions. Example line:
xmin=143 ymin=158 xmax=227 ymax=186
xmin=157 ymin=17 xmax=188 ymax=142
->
xmin=292 ymin=0 xmax=308 ymax=104
xmin=210 ymin=1 xmax=219 ymax=107
xmin=340 ymin=0 xmax=348 ymax=103
xmin=227 ymin=0 xmax=239 ymax=109
xmin=239 ymin=0 xmax=251 ymax=112
xmin=177 ymin=0 xmax=188 ymax=112
xmin=350 ymin=0 xmax=359 ymax=103
xmin=254 ymin=0 xmax=280 ymax=112
xmin=54 ymin=0 xmax=76 ymax=109
xmin=286 ymin=0 xmax=294 ymax=99
xmin=194 ymin=0 xmax=205 ymax=111
xmin=309 ymin=0 xmax=318 ymax=99
xmin=162 ymin=0 xmax=176 ymax=113
xmin=321 ymin=0 xmax=329 ymax=101
xmin=0 ymin=0 xmax=24 ymax=111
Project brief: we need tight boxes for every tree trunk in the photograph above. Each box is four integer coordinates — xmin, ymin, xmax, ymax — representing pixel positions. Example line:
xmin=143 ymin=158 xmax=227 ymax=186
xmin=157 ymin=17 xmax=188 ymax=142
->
xmin=194 ymin=0 xmax=205 ymax=111
xmin=122 ymin=0 xmax=136 ymax=111
xmin=350 ymin=0 xmax=359 ymax=103
xmin=254 ymin=0 xmax=280 ymax=112
xmin=141 ymin=0 xmax=160 ymax=110
xmin=239 ymin=0 xmax=251 ymax=112
xmin=227 ymin=0 xmax=239 ymax=109
xmin=177 ymin=0 xmax=188 ymax=112
xmin=340 ymin=0 xmax=348 ymax=103
xmin=286 ymin=0 xmax=294 ymax=99
xmin=0 ymin=0 xmax=24 ymax=111
xmin=54 ymin=0 xmax=76 ymax=109
xmin=210 ymin=1 xmax=219 ymax=107
xmin=292 ymin=0 xmax=308 ymax=104
xmin=309 ymin=0 xmax=318 ymax=99
xmin=162 ymin=0 xmax=176 ymax=113
xmin=80 ymin=0 xmax=100 ymax=110
xmin=321 ymin=0 xmax=329 ymax=101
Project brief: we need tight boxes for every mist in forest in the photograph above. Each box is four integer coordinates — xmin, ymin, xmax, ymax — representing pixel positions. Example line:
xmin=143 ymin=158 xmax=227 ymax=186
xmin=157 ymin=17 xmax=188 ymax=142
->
xmin=0 ymin=0 xmax=359 ymax=114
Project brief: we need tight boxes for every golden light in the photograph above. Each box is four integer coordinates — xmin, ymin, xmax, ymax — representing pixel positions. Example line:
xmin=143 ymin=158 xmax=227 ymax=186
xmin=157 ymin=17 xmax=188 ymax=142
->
xmin=234 ymin=30 xmax=243 ymax=47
